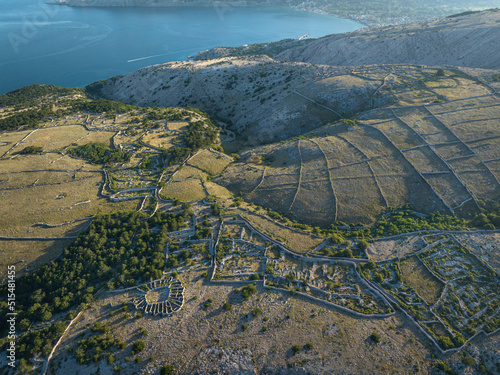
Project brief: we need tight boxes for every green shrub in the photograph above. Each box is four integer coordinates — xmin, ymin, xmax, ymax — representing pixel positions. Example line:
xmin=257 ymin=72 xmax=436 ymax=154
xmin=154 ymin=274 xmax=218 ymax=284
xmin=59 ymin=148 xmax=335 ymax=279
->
xmin=357 ymin=240 xmax=369 ymax=251
xmin=241 ymin=284 xmax=257 ymax=300
xmin=161 ymin=365 xmax=175 ymax=375
xmin=370 ymin=333 xmax=381 ymax=343
xmin=251 ymin=308 xmax=263 ymax=317
xmin=461 ymin=353 xmax=475 ymax=366
xmin=20 ymin=146 xmax=43 ymax=154
xmin=132 ymin=340 xmax=145 ymax=355
xmin=434 ymin=360 xmax=453 ymax=374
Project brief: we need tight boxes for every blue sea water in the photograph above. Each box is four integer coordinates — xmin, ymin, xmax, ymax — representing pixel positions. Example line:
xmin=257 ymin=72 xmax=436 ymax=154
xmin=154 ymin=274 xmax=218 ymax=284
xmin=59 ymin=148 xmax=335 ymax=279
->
xmin=0 ymin=0 xmax=362 ymax=93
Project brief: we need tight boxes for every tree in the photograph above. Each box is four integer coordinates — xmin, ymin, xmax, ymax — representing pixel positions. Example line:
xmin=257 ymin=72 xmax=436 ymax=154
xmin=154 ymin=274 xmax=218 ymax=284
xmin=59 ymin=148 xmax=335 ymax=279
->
xmin=20 ymin=146 xmax=43 ymax=154
xmin=51 ymin=321 xmax=67 ymax=337
xmin=19 ymin=318 xmax=31 ymax=331
xmin=18 ymin=358 xmax=33 ymax=374
xmin=251 ymin=308 xmax=263 ymax=317
xmin=292 ymin=344 xmax=301 ymax=355
xmin=161 ymin=365 xmax=175 ymax=375
xmin=241 ymin=284 xmax=257 ymax=300
xmin=357 ymin=240 xmax=369 ymax=251
xmin=331 ymin=233 xmax=344 ymax=244
xmin=223 ymin=302 xmax=232 ymax=311
xmin=132 ymin=340 xmax=145 ymax=354
xmin=370 ymin=333 xmax=381 ymax=343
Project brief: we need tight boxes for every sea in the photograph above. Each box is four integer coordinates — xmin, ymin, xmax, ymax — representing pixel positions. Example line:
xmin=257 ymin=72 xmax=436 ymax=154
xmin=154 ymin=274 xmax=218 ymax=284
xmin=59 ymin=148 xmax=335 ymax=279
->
xmin=0 ymin=0 xmax=362 ymax=94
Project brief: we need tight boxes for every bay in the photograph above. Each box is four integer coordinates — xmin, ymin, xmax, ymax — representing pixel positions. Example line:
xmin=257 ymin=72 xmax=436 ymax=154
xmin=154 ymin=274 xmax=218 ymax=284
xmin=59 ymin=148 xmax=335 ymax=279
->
xmin=0 ymin=0 xmax=362 ymax=93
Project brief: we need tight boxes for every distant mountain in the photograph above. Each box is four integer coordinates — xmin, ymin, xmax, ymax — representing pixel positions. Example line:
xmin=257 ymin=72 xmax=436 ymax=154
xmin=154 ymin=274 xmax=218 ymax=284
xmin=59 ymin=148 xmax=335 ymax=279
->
xmin=194 ymin=9 xmax=500 ymax=70
xmin=277 ymin=9 xmax=500 ymax=70
xmin=51 ymin=0 xmax=499 ymax=27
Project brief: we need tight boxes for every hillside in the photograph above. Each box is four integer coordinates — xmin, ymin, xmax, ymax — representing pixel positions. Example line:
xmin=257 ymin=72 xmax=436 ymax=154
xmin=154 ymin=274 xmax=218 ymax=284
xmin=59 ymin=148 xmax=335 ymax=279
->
xmin=0 ymin=82 xmax=498 ymax=372
xmin=91 ymin=57 xmax=500 ymax=224
xmin=91 ymin=57 xmax=379 ymax=149
xmin=194 ymin=9 xmax=500 ymax=70
xmin=0 ymin=85 xmax=498 ymax=373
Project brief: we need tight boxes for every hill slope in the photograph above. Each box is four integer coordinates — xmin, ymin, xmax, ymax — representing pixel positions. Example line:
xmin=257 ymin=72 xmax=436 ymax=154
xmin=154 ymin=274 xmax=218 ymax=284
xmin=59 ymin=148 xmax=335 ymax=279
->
xmin=92 ymin=57 xmax=387 ymax=149
xmin=93 ymin=58 xmax=500 ymax=225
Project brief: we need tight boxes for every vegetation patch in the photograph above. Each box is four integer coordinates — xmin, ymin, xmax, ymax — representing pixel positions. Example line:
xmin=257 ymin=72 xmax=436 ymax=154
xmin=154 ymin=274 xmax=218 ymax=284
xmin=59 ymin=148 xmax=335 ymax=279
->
xmin=68 ymin=142 xmax=131 ymax=165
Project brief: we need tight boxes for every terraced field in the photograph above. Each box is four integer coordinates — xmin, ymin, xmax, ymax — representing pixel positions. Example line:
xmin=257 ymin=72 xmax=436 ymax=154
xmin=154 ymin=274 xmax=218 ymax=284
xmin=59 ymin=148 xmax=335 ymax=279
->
xmin=218 ymin=66 xmax=500 ymax=225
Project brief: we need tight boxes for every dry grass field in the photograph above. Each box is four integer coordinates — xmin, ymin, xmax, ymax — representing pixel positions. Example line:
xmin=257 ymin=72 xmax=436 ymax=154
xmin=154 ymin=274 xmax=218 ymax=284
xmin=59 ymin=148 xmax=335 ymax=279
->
xmin=160 ymin=179 xmax=207 ymax=202
xmin=0 ymin=130 xmax=32 ymax=157
xmin=399 ymin=256 xmax=445 ymax=305
xmin=7 ymin=125 xmax=114 ymax=153
xmin=166 ymin=121 xmax=189 ymax=131
xmin=171 ymin=165 xmax=207 ymax=181
xmin=187 ymin=149 xmax=233 ymax=175
xmin=0 ymin=153 xmax=103 ymax=173
xmin=371 ymin=119 xmax=424 ymax=150
xmin=0 ymin=238 xmax=75 ymax=282
xmin=141 ymin=132 xmax=177 ymax=149
xmin=0 ymin=176 xmax=138 ymax=237
xmin=204 ymin=181 xmax=233 ymax=200
xmin=0 ymin=170 xmax=97 ymax=189
xmin=242 ymin=211 xmax=324 ymax=252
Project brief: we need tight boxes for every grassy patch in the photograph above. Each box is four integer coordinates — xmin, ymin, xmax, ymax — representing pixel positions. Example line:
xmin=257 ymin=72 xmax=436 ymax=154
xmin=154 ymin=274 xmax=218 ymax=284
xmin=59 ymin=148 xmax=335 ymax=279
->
xmin=399 ymin=256 xmax=444 ymax=305
xmin=188 ymin=149 xmax=233 ymax=175
xmin=161 ymin=179 xmax=207 ymax=202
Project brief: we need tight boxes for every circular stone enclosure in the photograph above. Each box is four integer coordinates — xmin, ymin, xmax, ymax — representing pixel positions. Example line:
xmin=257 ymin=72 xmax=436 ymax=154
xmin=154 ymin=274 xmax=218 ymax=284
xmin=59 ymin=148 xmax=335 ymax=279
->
xmin=145 ymin=286 xmax=170 ymax=304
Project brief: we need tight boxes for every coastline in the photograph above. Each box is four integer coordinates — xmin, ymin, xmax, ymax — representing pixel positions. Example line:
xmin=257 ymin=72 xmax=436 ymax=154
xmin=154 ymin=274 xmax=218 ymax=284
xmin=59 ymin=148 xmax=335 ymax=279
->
xmin=46 ymin=0 xmax=374 ymax=28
